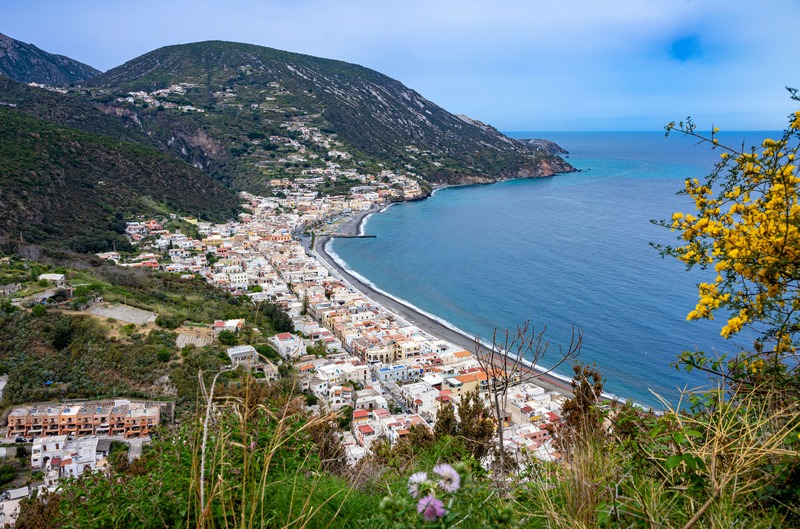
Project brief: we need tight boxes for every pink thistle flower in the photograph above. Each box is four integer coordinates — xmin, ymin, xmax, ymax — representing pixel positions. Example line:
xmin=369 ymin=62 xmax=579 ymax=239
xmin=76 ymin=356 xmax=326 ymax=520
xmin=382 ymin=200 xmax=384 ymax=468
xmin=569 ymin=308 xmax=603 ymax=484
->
xmin=407 ymin=471 xmax=428 ymax=499
xmin=417 ymin=494 xmax=446 ymax=522
xmin=433 ymin=463 xmax=461 ymax=493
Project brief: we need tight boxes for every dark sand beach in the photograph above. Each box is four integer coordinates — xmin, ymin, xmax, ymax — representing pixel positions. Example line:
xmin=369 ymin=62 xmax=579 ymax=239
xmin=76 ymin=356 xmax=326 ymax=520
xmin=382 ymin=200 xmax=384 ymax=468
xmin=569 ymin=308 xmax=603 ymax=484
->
xmin=310 ymin=209 xmax=574 ymax=397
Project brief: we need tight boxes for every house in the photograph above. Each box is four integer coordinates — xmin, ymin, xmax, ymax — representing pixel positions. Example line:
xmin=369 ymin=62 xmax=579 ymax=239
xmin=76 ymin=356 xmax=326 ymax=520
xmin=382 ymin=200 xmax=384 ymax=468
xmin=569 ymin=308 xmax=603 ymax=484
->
xmin=227 ymin=345 xmax=258 ymax=368
xmin=37 ymin=274 xmax=65 ymax=287
xmin=213 ymin=319 xmax=245 ymax=336
xmin=327 ymin=385 xmax=354 ymax=410
xmin=257 ymin=360 xmax=280 ymax=381
xmin=354 ymin=423 xmax=377 ymax=448
xmin=269 ymin=332 xmax=305 ymax=359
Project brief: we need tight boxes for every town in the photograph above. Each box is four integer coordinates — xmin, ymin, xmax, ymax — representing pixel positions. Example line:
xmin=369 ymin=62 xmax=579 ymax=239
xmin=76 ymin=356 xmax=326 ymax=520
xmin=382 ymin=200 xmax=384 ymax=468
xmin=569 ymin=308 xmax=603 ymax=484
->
xmin=95 ymin=181 xmax=567 ymax=465
xmin=0 ymin=162 xmax=569 ymax=527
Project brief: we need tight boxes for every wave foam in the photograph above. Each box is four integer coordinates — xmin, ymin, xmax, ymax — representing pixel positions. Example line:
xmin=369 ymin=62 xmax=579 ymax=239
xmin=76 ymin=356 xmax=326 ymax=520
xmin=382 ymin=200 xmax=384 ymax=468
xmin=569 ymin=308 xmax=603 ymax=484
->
xmin=324 ymin=240 xmax=581 ymax=389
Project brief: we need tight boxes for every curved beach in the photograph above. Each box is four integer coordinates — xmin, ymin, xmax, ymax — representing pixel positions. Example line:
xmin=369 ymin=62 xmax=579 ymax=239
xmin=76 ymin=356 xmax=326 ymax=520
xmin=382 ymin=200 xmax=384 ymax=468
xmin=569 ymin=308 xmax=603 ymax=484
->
xmin=311 ymin=210 xmax=575 ymax=397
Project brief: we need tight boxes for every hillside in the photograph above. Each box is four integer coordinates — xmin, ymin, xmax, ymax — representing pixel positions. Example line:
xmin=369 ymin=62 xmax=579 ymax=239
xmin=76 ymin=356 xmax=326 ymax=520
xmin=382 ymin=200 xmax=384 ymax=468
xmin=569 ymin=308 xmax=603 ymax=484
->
xmin=82 ymin=40 xmax=574 ymax=190
xmin=0 ymin=76 xmax=155 ymax=147
xmin=0 ymin=38 xmax=573 ymax=251
xmin=0 ymin=106 xmax=240 ymax=252
xmin=0 ymin=32 xmax=100 ymax=85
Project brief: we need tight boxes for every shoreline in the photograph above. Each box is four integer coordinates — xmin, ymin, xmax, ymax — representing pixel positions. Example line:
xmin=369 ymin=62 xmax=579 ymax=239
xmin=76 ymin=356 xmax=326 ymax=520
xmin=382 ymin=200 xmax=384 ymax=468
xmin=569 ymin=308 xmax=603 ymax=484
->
xmin=310 ymin=209 xmax=575 ymax=398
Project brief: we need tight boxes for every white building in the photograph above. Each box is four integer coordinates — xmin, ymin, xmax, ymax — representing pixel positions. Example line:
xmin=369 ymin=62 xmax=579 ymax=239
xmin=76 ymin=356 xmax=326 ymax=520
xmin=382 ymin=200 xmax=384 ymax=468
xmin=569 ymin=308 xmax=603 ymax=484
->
xmin=226 ymin=345 xmax=258 ymax=368
xmin=269 ymin=332 xmax=305 ymax=359
xmin=31 ymin=436 xmax=107 ymax=480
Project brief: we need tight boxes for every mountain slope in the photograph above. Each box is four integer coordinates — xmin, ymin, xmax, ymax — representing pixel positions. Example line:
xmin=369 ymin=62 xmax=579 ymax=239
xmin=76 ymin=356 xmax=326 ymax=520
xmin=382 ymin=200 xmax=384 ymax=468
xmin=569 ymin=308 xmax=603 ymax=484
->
xmin=0 ymin=33 xmax=100 ymax=85
xmin=0 ymin=106 xmax=239 ymax=252
xmin=84 ymin=40 xmax=573 ymax=188
xmin=0 ymin=76 xmax=154 ymax=146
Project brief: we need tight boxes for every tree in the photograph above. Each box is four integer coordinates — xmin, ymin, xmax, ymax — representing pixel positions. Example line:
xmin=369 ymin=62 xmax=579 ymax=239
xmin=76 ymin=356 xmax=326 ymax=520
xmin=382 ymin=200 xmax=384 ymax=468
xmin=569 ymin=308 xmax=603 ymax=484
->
xmin=0 ymin=464 xmax=16 ymax=484
xmin=433 ymin=401 xmax=458 ymax=438
xmin=300 ymin=293 xmax=309 ymax=316
xmin=658 ymin=91 xmax=800 ymax=392
xmin=560 ymin=362 xmax=605 ymax=435
xmin=456 ymin=389 xmax=495 ymax=461
xmin=474 ymin=322 xmax=582 ymax=471
xmin=218 ymin=329 xmax=237 ymax=346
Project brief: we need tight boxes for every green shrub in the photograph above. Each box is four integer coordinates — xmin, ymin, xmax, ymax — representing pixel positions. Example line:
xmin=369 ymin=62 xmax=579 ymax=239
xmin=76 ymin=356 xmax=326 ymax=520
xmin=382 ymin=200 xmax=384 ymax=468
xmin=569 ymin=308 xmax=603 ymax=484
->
xmin=155 ymin=313 xmax=184 ymax=329
xmin=218 ymin=330 xmax=237 ymax=346
xmin=0 ymin=464 xmax=15 ymax=485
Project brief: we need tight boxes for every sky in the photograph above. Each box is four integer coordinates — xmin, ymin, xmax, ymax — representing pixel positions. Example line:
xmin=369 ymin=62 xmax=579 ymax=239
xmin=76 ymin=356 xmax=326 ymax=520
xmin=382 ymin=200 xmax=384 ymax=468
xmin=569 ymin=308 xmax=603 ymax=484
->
xmin=3 ymin=0 xmax=799 ymax=131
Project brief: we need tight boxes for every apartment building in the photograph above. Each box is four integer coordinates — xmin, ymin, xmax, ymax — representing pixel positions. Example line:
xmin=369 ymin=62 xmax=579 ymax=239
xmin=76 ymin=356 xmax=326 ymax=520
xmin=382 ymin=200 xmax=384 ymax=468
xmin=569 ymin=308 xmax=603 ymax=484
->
xmin=6 ymin=401 xmax=160 ymax=439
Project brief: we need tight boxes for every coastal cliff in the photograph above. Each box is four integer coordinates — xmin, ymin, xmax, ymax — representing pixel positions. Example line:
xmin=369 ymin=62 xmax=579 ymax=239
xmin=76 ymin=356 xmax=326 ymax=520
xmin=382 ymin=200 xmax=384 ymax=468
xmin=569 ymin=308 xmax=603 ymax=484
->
xmin=0 ymin=36 xmax=574 ymax=250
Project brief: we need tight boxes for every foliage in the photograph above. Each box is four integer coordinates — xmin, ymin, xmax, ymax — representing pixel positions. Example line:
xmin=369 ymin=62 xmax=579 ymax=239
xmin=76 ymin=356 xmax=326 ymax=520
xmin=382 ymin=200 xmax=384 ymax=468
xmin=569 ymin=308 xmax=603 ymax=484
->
xmin=0 ymin=464 xmax=16 ymax=485
xmin=456 ymin=390 xmax=495 ymax=461
xmin=217 ymin=329 xmax=237 ymax=346
xmin=560 ymin=362 xmax=605 ymax=436
xmin=431 ymin=389 xmax=495 ymax=462
xmin=659 ymin=93 xmax=800 ymax=390
xmin=372 ymin=462 xmax=516 ymax=529
xmin=155 ymin=312 xmax=185 ymax=329
xmin=0 ymin=101 xmax=238 ymax=252
xmin=0 ymin=309 xmax=172 ymax=403
xmin=433 ymin=402 xmax=458 ymax=438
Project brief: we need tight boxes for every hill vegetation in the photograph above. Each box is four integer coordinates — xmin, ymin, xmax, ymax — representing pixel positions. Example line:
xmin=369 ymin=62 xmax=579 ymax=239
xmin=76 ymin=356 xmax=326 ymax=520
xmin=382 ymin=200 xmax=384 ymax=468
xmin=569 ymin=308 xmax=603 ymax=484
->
xmin=8 ymin=105 xmax=799 ymax=529
xmin=1 ymin=36 xmax=574 ymax=252
xmin=81 ymin=40 xmax=574 ymax=190
xmin=0 ymin=76 xmax=157 ymax=147
xmin=0 ymin=32 xmax=100 ymax=85
xmin=0 ymin=251 xmax=292 ymax=408
xmin=0 ymin=106 xmax=240 ymax=252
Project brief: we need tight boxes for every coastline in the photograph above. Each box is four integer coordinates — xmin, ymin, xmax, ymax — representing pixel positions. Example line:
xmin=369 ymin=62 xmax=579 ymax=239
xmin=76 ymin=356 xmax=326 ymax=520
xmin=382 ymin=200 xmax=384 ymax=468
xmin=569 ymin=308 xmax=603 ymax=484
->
xmin=311 ymin=208 xmax=575 ymax=398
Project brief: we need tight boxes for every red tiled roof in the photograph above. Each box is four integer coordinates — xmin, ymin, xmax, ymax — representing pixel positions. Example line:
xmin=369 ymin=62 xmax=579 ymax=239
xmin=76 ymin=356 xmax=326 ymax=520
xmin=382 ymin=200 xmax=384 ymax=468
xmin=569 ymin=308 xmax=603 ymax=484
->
xmin=357 ymin=424 xmax=374 ymax=434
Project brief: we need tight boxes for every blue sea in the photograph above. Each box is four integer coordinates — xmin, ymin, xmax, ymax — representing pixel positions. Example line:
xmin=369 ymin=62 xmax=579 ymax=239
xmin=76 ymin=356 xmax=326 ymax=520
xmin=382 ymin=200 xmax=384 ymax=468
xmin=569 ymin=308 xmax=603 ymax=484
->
xmin=331 ymin=131 xmax=773 ymax=408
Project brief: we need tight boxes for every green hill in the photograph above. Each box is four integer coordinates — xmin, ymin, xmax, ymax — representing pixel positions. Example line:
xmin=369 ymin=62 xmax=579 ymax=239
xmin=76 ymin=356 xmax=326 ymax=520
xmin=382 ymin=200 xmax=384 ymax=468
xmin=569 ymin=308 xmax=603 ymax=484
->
xmin=0 ymin=106 xmax=239 ymax=252
xmin=83 ymin=40 xmax=574 ymax=190
xmin=0 ymin=32 xmax=100 ymax=85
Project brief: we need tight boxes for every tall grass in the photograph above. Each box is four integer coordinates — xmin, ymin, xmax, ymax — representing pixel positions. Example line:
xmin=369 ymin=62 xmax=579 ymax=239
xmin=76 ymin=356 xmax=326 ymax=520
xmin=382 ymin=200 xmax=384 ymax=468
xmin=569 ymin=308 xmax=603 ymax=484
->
xmin=525 ymin=385 xmax=800 ymax=529
xmin=188 ymin=374 xmax=372 ymax=529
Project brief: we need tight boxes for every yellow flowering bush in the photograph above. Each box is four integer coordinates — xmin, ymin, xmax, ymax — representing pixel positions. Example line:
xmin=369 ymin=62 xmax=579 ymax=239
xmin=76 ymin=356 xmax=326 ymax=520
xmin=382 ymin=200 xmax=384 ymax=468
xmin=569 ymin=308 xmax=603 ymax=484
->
xmin=661 ymin=94 xmax=800 ymax=358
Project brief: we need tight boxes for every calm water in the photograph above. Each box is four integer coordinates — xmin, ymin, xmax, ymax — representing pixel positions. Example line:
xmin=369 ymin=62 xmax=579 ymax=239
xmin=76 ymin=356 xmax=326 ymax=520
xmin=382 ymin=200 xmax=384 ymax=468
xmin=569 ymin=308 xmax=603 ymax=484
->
xmin=332 ymin=131 xmax=771 ymax=408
